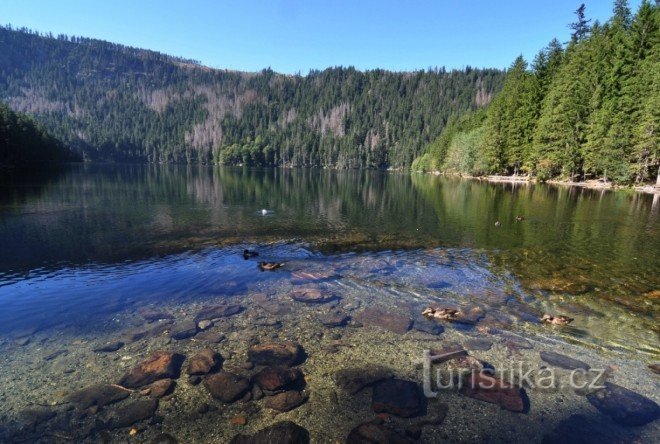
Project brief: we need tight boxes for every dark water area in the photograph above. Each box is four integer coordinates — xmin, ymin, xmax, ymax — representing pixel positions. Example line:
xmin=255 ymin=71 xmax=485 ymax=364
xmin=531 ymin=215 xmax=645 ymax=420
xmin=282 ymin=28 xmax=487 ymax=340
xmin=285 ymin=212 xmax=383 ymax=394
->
xmin=0 ymin=165 xmax=658 ymax=443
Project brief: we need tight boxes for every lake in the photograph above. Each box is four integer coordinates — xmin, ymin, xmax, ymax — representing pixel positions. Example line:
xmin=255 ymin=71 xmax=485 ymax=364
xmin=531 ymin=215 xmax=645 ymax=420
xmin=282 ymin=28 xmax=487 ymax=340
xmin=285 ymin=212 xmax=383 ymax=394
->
xmin=0 ymin=164 xmax=658 ymax=442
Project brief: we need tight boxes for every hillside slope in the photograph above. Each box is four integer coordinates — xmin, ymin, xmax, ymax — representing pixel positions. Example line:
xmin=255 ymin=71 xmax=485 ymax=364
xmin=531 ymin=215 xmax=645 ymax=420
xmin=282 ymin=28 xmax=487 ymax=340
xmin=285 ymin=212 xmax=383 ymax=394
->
xmin=0 ymin=26 xmax=504 ymax=167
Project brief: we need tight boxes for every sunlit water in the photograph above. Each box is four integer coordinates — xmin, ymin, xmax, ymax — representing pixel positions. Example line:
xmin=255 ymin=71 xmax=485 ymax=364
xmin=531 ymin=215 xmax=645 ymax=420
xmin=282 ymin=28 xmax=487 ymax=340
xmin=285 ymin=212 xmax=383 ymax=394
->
xmin=0 ymin=165 xmax=658 ymax=442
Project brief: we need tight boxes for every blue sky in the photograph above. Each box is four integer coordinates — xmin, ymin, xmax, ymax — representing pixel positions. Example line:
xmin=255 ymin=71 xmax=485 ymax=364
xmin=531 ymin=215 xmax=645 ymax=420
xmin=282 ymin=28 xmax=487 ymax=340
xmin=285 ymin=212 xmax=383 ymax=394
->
xmin=0 ymin=0 xmax=643 ymax=73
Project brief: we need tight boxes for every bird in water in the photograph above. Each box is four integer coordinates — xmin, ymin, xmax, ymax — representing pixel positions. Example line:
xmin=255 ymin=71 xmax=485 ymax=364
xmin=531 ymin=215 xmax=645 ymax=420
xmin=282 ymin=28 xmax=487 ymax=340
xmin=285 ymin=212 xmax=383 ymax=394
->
xmin=494 ymin=221 xmax=501 ymax=227
xmin=515 ymin=215 xmax=525 ymax=222
xmin=540 ymin=314 xmax=573 ymax=325
xmin=422 ymin=307 xmax=462 ymax=321
xmin=243 ymin=249 xmax=259 ymax=260
xmin=258 ymin=261 xmax=285 ymax=271
xmin=261 ymin=209 xmax=268 ymax=215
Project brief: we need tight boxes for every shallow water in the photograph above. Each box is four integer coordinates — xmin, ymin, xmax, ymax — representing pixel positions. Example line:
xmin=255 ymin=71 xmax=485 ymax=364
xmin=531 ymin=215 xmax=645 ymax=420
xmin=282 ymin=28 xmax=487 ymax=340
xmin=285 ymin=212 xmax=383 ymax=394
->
xmin=0 ymin=165 xmax=658 ymax=443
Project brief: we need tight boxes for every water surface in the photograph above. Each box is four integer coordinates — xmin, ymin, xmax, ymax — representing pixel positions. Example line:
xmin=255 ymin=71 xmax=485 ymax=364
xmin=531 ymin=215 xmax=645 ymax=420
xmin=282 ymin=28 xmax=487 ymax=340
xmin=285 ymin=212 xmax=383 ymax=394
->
xmin=0 ymin=165 xmax=658 ymax=442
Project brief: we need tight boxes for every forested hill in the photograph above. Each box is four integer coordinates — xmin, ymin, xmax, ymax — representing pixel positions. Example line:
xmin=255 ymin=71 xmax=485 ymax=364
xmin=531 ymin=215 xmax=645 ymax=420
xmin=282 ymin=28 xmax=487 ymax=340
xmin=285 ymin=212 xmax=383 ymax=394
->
xmin=414 ymin=1 xmax=659 ymax=185
xmin=0 ymin=26 xmax=504 ymax=168
xmin=1 ymin=101 xmax=79 ymax=167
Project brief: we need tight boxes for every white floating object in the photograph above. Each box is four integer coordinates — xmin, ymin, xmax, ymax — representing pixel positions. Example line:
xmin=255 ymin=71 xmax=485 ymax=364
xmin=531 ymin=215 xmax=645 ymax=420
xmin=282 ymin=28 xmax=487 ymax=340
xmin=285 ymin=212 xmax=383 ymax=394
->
xmin=261 ymin=209 xmax=268 ymax=215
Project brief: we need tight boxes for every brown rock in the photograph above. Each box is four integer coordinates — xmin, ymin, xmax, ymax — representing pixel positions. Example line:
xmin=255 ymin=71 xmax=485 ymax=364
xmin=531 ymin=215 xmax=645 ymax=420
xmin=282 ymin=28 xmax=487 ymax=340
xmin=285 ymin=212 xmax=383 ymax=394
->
xmin=151 ymin=433 xmax=179 ymax=444
xmin=460 ymin=373 xmax=527 ymax=413
xmin=334 ymin=367 xmax=393 ymax=394
xmin=465 ymin=338 xmax=493 ymax=351
xmin=194 ymin=331 xmax=225 ymax=344
xmin=195 ymin=304 xmax=243 ymax=321
xmin=108 ymin=399 xmax=158 ymax=429
xmin=540 ymin=351 xmax=590 ymax=370
xmin=586 ymin=382 xmax=660 ymax=427
xmin=248 ymin=341 xmax=305 ymax=366
xmin=230 ymin=415 xmax=247 ymax=426
xmin=356 ymin=308 xmax=412 ymax=334
xmin=204 ymin=371 xmax=251 ymax=403
xmin=264 ymin=391 xmax=308 ymax=412
xmin=429 ymin=343 xmax=468 ymax=362
xmin=229 ymin=421 xmax=309 ymax=444
xmin=93 ymin=341 xmax=124 ymax=353
xmin=648 ymin=363 xmax=660 ymax=375
xmin=372 ymin=379 xmax=427 ymax=418
xmin=346 ymin=421 xmax=414 ymax=444
xmin=253 ymin=366 xmax=304 ymax=392
xmin=139 ymin=308 xmax=174 ymax=323
xmin=187 ymin=349 xmax=223 ymax=375
xmin=318 ymin=311 xmax=350 ymax=327
xmin=149 ymin=379 xmax=175 ymax=398
xmin=169 ymin=319 xmax=198 ymax=340
xmin=119 ymin=352 xmax=185 ymax=388
xmin=290 ymin=288 xmax=337 ymax=303
xmin=66 ymin=384 xmax=130 ymax=409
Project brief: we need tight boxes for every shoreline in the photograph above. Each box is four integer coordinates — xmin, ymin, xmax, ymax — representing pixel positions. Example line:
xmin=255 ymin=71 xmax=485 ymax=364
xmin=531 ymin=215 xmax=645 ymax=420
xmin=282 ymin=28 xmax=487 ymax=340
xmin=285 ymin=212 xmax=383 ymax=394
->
xmin=420 ymin=171 xmax=660 ymax=194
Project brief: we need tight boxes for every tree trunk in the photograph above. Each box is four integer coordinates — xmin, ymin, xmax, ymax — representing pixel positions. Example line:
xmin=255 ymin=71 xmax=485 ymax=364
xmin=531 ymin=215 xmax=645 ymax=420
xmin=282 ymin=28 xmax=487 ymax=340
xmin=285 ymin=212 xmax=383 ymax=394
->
xmin=656 ymin=167 xmax=660 ymax=187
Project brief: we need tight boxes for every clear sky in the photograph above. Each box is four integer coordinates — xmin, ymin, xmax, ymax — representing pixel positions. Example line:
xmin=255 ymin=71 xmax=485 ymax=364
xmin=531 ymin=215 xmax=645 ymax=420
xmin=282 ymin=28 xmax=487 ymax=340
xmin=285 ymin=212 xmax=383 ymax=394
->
xmin=0 ymin=0 xmax=643 ymax=74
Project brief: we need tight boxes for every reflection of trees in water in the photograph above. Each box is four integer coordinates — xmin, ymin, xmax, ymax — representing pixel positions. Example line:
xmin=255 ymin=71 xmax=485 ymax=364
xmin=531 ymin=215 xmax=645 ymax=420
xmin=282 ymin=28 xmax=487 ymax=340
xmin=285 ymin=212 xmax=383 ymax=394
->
xmin=411 ymin=175 xmax=659 ymax=294
xmin=1 ymin=165 xmax=658 ymax=290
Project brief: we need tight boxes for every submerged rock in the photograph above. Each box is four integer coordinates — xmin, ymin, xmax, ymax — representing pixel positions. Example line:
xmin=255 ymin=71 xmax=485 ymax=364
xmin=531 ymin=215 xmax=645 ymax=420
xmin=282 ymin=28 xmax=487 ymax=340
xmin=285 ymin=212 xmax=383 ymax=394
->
xmin=460 ymin=373 xmax=527 ymax=413
xmin=195 ymin=304 xmax=243 ymax=321
xmin=429 ymin=343 xmax=468 ymax=362
xmin=93 ymin=341 xmax=124 ymax=353
xmin=356 ymin=308 xmax=412 ymax=334
xmin=264 ymin=390 xmax=308 ymax=412
xmin=204 ymin=371 xmax=251 ymax=403
xmin=334 ymin=367 xmax=393 ymax=394
xmin=412 ymin=317 xmax=444 ymax=335
xmin=107 ymin=399 xmax=158 ymax=429
xmin=169 ymin=319 xmax=198 ymax=340
xmin=346 ymin=421 xmax=414 ymax=444
xmin=119 ymin=352 xmax=185 ymax=388
xmin=248 ymin=341 xmax=305 ymax=366
xmin=372 ymin=378 xmax=427 ymax=418
xmin=151 ymin=433 xmax=179 ymax=444
xmin=67 ymin=384 xmax=130 ymax=409
xmin=187 ymin=349 xmax=223 ymax=375
xmin=139 ymin=309 xmax=174 ymax=323
xmin=586 ymin=382 xmax=660 ymax=426
xmin=253 ymin=366 xmax=304 ymax=392
xmin=465 ymin=338 xmax=493 ymax=351
xmin=290 ymin=288 xmax=337 ymax=303
xmin=18 ymin=408 xmax=56 ymax=429
xmin=149 ymin=379 xmax=175 ymax=398
xmin=194 ymin=331 xmax=225 ymax=344
xmin=540 ymin=351 xmax=590 ymax=370
xmin=542 ymin=414 xmax=641 ymax=444
xmin=318 ymin=311 xmax=351 ymax=327
xmin=229 ymin=421 xmax=310 ymax=444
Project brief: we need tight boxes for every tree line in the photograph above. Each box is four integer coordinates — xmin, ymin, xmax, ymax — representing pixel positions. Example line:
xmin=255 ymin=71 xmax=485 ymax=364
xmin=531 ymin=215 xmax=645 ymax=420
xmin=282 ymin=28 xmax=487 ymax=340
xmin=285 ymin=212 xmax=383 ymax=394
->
xmin=0 ymin=101 xmax=79 ymax=167
xmin=413 ymin=1 xmax=659 ymax=185
xmin=0 ymin=25 xmax=504 ymax=168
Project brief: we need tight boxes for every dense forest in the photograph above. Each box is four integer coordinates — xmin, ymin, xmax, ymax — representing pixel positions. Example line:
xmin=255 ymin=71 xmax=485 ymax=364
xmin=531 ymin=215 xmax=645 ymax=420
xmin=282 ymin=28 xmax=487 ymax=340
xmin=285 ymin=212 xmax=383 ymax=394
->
xmin=413 ymin=1 xmax=659 ymax=185
xmin=0 ymin=26 xmax=504 ymax=168
xmin=0 ymin=101 xmax=78 ymax=166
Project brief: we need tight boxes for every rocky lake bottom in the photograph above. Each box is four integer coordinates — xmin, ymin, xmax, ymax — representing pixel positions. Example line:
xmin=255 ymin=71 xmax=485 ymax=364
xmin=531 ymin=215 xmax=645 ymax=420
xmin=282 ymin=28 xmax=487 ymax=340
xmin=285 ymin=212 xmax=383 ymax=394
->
xmin=0 ymin=244 xmax=658 ymax=443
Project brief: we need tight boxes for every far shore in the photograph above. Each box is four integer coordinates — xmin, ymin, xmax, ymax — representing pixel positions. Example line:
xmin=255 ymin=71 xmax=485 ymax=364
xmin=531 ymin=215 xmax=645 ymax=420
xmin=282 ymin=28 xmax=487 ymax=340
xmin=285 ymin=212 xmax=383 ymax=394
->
xmin=419 ymin=171 xmax=660 ymax=195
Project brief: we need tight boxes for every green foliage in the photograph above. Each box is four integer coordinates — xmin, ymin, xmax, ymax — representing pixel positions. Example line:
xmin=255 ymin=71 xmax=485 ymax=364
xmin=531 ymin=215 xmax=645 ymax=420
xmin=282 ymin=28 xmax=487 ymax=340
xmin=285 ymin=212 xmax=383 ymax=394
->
xmin=414 ymin=0 xmax=660 ymax=185
xmin=0 ymin=26 xmax=504 ymax=169
xmin=0 ymin=101 xmax=78 ymax=166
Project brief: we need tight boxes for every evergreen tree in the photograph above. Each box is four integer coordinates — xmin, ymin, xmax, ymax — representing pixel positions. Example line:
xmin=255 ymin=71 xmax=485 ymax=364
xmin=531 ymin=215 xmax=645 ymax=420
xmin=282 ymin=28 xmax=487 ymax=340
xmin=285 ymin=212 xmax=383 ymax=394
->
xmin=569 ymin=4 xmax=593 ymax=43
